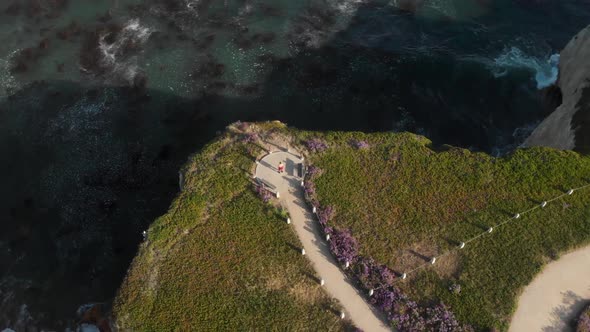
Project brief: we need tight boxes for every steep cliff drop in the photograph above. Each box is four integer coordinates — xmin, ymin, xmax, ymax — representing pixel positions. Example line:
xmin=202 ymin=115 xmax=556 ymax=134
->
xmin=524 ymin=25 xmax=590 ymax=153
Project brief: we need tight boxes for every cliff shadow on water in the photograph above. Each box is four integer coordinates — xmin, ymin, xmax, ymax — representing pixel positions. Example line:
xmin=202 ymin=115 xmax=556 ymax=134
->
xmin=0 ymin=81 xmax=224 ymax=328
xmin=1 ymin=0 xmax=586 ymax=329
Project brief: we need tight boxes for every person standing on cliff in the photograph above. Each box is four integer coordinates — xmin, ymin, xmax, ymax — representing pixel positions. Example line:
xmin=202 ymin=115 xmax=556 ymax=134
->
xmin=278 ymin=162 xmax=285 ymax=173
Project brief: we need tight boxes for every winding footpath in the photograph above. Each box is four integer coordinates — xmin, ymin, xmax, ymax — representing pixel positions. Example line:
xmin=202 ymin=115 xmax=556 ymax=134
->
xmin=255 ymin=150 xmax=390 ymax=332
xmin=509 ymin=246 xmax=590 ymax=332
xmin=256 ymin=149 xmax=590 ymax=332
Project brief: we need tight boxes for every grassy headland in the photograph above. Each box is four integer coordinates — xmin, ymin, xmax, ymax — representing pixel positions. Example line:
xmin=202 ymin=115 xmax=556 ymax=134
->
xmin=303 ymin=130 xmax=590 ymax=331
xmin=112 ymin=122 xmax=348 ymax=331
xmin=113 ymin=123 xmax=590 ymax=331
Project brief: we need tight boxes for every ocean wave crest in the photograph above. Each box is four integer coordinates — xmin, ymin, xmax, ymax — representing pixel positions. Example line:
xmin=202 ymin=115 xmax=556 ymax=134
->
xmin=491 ymin=46 xmax=559 ymax=89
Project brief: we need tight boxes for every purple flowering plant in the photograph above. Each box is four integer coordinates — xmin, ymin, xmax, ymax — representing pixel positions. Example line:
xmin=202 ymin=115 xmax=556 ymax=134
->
xmin=424 ymin=304 xmax=464 ymax=332
xmin=351 ymin=139 xmax=370 ymax=149
xmin=305 ymin=138 xmax=328 ymax=152
xmin=317 ymin=205 xmax=334 ymax=226
xmin=306 ymin=165 xmax=323 ymax=178
xmin=241 ymin=132 xmax=258 ymax=144
xmin=304 ymin=180 xmax=316 ymax=197
xmin=256 ymin=185 xmax=272 ymax=203
xmin=329 ymin=228 xmax=359 ymax=265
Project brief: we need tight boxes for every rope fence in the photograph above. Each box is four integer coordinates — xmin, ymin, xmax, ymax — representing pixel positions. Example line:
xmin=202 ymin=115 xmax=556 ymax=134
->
xmin=255 ymin=151 xmax=590 ymax=290
xmin=305 ymin=181 xmax=590 ymax=284
xmin=390 ymin=182 xmax=590 ymax=282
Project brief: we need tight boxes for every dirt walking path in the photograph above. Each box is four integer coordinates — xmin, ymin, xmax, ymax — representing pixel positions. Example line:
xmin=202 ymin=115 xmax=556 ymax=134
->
xmin=509 ymin=246 xmax=590 ymax=332
xmin=255 ymin=150 xmax=390 ymax=332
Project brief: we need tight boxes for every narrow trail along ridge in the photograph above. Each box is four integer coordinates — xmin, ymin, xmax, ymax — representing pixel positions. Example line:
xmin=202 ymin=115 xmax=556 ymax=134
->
xmin=255 ymin=150 xmax=391 ymax=332
xmin=509 ymin=245 xmax=590 ymax=332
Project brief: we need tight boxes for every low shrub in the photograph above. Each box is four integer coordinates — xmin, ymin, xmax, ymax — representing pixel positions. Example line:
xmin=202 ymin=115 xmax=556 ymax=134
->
xmin=317 ymin=205 xmax=335 ymax=226
xmin=350 ymin=139 xmax=370 ymax=149
xmin=329 ymin=228 xmax=359 ymax=265
xmin=306 ymin=165 xmax=323 ymax=178
xmin=305 ymin=138 xmax=328 ymax=152
xmin=241 ymin=132 xmax=259 ymax=143
xmin=233 ymin=120 xmax=250 ymax=131
xmin=304 ymin=180 xmax=316 ymax=198
xmin=449 ymin=283 xmax=462 ymax=295
xmin=256 ymin=184 xmax=272 ymax=203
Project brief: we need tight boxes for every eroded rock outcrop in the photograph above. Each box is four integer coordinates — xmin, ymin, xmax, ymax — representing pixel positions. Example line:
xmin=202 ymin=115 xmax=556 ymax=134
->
xmin=524 ymin=25 xmax=590 ymax=153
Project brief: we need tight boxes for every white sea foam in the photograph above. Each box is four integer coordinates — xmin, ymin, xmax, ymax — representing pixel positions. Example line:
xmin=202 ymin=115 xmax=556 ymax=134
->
xmin=331 ymin=0 xmax=366 ymax=15
xmin=290 ymin=0 xmax=366 ymax=52
xmin=0 ymin=49 xmax=21 ymax=98
xmin=98 ymin=18 xmax=152 ymax=64
xmin=491 ymin=47 xmax=559 ymax=89
xmin=185 ymin=0 xmax=201 ymax=12
xmin=97 ymin=19 xmax=152 ymax=85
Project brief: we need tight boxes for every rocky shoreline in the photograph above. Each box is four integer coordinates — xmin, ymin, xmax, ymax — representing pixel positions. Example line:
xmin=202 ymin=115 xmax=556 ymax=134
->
xmin=524 ymin=25 xmax=590 ymax=154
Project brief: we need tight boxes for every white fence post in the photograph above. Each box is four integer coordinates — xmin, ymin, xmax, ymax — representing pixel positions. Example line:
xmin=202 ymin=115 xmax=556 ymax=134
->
xmin=320 ymin=279 xmax=325 ymax=286
xmin=369 ymin=289 xmax=374 ymax=296
xmin=514 ymin=213 xmax=520 ymax=219
xmin=541 ymin=201 xmax=547 ymax=208
xmin=487 ymin=227 xmax=493 ymax=233
xmin=340 ymin=312 xmax=346 ymax=319
xmin=326 ymin=234 xmax=330 ymax=241
xmin=567 ymin=189 xmax=574 ymax=195
xmin=430 ymin=257 xmax=437 ymax=265
xmin=459 ymin=242 xmax=465 ymax=249
xmin=286 ymin=218 xmax=291 ymax=224
xmin=301 ymin=248 xmax=306 ymax=255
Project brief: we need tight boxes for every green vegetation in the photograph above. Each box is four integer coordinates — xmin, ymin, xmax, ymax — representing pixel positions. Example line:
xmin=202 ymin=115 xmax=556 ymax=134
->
xmin=113 ymin=123 xmax=347 ymax=331
xmin=113 ymin=123 xmax=590 ymax=331
xmin=300 ymin=130 xmax=590 ymax=331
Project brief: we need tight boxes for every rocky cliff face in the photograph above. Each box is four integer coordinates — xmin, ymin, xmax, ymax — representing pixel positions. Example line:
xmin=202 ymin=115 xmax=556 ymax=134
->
xmin=524 ymin=25 xmax=590 ymax=153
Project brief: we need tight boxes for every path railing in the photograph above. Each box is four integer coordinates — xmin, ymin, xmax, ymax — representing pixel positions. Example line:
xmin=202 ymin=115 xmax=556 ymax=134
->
xmin=301 ymin=163 xmax=590 ymax=283
xmin=395 ymin=183 xmax=590 ymax=282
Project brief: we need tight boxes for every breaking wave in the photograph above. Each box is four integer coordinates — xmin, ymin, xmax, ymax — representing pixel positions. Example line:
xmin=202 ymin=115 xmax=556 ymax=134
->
xmin=491 ymin=47 xmax=559 ymax=89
